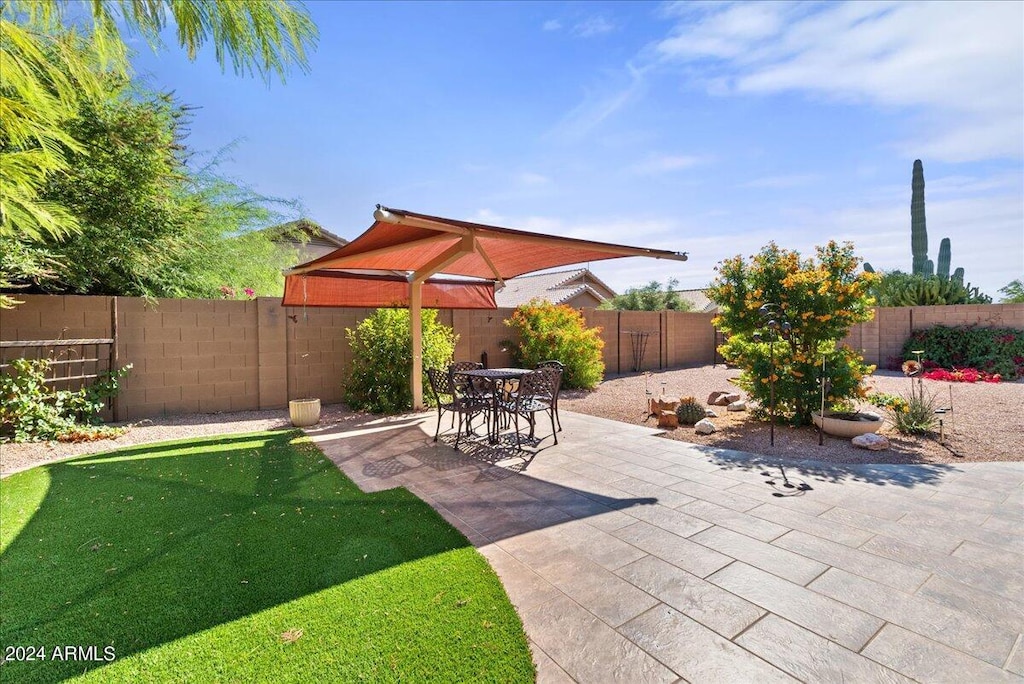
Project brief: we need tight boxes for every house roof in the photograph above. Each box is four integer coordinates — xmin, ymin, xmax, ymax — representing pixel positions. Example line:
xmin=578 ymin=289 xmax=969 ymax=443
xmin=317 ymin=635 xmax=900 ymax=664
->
xmin=495 ymin=268 xmax=617 ymax=308
xmin=673 ymin=288 xmax=718 ymax=313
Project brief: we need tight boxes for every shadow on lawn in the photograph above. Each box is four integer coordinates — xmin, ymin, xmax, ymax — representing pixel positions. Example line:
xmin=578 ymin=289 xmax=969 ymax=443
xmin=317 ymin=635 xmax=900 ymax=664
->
xmin=0 ymin=431 xmax=479 ymax=682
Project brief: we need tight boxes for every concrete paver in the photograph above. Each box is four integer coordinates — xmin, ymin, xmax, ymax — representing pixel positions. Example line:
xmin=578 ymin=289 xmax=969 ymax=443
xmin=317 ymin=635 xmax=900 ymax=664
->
xmin=309 ymin=409 xmax=1024 ymax=682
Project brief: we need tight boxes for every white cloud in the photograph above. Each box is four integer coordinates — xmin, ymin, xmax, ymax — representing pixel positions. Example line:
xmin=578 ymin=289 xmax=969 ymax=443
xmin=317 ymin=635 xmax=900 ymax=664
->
xmin=629 ymin=154 xmax=703 ymax=175
xmin=542 ymin=19 xmax=562 ymax=32
xmin=656 ymin=2 xmax=1023 ymax=162
xmin=573 ymin=16 xmax=615 ymax=38
xmin=545 ymin=64 xmax=647 ymax=142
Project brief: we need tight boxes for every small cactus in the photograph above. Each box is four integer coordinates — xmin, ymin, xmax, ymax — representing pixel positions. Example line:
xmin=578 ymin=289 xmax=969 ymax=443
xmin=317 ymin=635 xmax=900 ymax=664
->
xmin=675 ymin=397 xmax=705 ymax=425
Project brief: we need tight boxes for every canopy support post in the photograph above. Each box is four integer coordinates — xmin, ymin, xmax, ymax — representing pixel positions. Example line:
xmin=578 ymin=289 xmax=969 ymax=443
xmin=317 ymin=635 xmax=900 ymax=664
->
xmin=410 ymin=280 xmax=424 ymax=410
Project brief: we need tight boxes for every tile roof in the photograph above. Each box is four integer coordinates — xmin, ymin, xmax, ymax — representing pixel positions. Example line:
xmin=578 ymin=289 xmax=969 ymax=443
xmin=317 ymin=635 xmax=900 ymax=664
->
xmin=495 ymin=268 xmax=615 ymax=308
xmin=673 ymin=288 xmax=718 ymax=313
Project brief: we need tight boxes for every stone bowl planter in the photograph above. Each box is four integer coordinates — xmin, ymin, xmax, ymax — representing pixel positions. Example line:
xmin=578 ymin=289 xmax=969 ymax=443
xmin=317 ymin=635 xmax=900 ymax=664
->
xmin=289 ymin=398 xmax=321 ymax=427
xmin=812 ymin=410 xmax=883 ymax=438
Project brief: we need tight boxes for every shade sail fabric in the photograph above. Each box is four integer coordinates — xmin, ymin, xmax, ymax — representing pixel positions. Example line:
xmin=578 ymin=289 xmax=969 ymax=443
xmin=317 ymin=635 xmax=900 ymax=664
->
xmin=288 ymin=207 xmax=687 ymax=281
xmin=282 ymin=270 xmax=496 ymax=309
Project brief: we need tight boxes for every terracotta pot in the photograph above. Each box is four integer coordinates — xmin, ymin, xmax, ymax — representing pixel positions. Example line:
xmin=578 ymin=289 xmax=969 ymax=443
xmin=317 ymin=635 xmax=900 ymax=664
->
xmin=289 ymin=398 xmax=321 ymax=427
xmin=812 ymin=410 xmax=883 ymax=438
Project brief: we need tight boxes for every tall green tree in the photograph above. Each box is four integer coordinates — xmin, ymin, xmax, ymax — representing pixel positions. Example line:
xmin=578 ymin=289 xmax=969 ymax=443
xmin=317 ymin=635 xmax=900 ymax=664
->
xmin=0 ymin=0 xmax=316 ymax=245
xmin=4 ymin=83 xmax=303 ymax=298
xmin=600 ymin=279 xmax=694 ymax=311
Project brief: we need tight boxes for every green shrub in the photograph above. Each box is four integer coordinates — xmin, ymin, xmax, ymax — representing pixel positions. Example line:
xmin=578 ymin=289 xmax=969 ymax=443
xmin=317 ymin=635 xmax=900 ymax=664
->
xmin=344 ymin=308 xmax=458 ymax=414
xmin=708 ymin=241 xmax=877 ymax=424
xmin=0 ymin=358 xmax=131 ymax=442
xmin=902 ymin=325 xmax=1024 ymax=379
xmin=505 ymin=300 xmax=604 ymax=389
xmin=865 ymin=392 xmax=908 ymax=413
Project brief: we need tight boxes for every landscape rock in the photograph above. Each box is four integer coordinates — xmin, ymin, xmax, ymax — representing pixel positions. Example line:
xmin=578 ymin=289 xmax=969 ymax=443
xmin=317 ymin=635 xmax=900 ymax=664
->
xmin=852 ymin=433 xmax=890 ymax=451
xmin=657 ymin=411 xmax=679 ymax=429
xmin=705 ymin=408 xmax=718 ymax=417
xmin=727 ymin=400 xmax=747 ymax=412
xmin=695 ymin=419 xmax=717 ymax=435
xmin=707 ymin=391 xmax=729 ymax=405
xmin=723 ymin=393 xmax=742 ymax=404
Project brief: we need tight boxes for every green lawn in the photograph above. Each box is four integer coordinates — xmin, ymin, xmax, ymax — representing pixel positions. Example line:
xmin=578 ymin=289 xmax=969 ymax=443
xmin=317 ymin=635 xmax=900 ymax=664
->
xmin=0 ymin=431 xmax=534 ymax=682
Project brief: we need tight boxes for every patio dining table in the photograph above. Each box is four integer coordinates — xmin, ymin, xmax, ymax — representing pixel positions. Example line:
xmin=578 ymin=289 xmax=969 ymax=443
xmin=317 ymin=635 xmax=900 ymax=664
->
xmin=459 ymin=367 xmax=532 ymax=444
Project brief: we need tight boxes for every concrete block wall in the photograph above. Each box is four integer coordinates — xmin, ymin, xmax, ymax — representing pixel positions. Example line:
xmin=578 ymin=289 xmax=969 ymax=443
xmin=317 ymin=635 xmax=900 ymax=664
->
xmin=452 ymin=308 xmax=515 ymax=368
xmin=116 ymin=298 xmax=260 ymax=419
xmin=3 ymin=296 xmax=1022 ymax=421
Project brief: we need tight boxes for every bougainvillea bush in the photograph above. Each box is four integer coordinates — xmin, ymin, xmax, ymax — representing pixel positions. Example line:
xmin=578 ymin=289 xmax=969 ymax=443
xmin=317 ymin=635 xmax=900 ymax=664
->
xmin=708 ymin=241 xmax=877 ymax=424
xmin=505 ymin=300 xmax=604 ymax=389
xmin=921 ymin=368 xmax=1002 ymax=383
xmin=902 ymin=325 xmax=1024 ymax=380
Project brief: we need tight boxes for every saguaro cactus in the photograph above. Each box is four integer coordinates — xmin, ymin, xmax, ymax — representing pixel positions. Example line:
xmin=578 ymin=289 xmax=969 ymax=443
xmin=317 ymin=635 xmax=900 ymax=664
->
xmin=911 ymin=159 xmax=928 ymax=275
xmin=937 ymin=238 xmax=951 ymax=279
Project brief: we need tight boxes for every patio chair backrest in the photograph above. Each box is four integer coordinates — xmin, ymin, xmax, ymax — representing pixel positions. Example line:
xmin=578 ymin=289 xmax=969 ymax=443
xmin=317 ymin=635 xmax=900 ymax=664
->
xmin=535 ymin=360 xmax=565 ymax=372
xmin=426 ymin=368 xmax=455 ymax=403
xmin=449 ymin=361 xmax=483 ymax=374
xmin=517 ymin=367 xmax=561 ymax=403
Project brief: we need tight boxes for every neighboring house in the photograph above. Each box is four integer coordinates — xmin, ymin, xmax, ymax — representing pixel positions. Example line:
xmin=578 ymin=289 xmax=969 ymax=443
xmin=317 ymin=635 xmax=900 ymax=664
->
xmin=672 ymin=288 xmax=718 ymax=313
xmin=496 ymin=268 xmax=616 ymax=309
xmin=264 ymin=218 xmax=348 ymax=263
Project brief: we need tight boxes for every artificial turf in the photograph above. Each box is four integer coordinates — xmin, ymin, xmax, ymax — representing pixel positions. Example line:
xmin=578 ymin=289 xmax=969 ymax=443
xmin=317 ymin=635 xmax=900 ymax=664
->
xmin=0 ymin=431 xmax=534 ymax=682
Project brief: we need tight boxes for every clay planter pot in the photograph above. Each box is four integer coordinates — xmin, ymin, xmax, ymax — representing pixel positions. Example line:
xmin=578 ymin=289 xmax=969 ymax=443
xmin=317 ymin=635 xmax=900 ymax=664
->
xmin=812 ymin=410 xmax=883 ymax=438
xmin=289 ymin=398 xmax=321 ymax=427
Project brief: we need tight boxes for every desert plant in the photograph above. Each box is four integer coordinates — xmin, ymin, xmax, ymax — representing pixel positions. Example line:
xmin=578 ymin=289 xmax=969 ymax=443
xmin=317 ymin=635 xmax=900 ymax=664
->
xmin=708 ymin=241 xmax=876 ymax=424
xmin=344 ymin=308 xmax=458 ymax=414
xmin=864 ymin=160 xmax=971 ymax=288
xmin=505 ymin=300 xmax=604 ymax=389
xmin=902 ymin=325 xmax=1024 ymax=380
xmin=675 ymin=397 xmax=705 ymax=425
xmin=0 ymin=358 xmax=131 ymax=442
xmin=870 ymin=271 xmax=990 ymax=306
xmin=886 ymin=368 xmax=939 ymax=436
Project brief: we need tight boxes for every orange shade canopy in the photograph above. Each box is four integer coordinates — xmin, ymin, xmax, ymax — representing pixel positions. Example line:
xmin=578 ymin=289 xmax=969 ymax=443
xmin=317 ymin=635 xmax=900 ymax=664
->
xmin=282 ymin=270 xmax=495 ymax=309
xmin=285 ymin=206 xmax=688 ymax=284
xmin=282 ymin=206 xmax=688 ymax=409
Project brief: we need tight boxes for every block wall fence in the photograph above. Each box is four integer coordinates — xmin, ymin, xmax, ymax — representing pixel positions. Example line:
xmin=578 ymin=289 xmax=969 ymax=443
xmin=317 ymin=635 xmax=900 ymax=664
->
xmin=2 ymin=295 xmax=1022 ymax=421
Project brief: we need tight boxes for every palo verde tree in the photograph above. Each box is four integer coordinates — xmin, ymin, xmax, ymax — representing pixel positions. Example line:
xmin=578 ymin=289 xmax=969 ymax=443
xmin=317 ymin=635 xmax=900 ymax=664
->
xmin=708 ymin=241 xmax=877 ymax=424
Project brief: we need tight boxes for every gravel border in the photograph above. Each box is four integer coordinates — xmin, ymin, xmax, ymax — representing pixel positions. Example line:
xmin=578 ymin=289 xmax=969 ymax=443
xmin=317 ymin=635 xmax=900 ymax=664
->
xmin=4 ymin=365 xmax=1021 ymax=476
xmin=561 ymin=366 xmax=1024 ymax=465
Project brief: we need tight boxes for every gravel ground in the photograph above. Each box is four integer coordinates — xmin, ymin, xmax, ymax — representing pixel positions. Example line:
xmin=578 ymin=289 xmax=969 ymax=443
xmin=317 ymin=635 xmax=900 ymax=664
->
xmin=561 ymin=366 xmax=1024 ymax=465
xmin=0 ymin=404 xmax=369 ymax=477
xmin=3 ymin=366 xmax=1021 ymax=476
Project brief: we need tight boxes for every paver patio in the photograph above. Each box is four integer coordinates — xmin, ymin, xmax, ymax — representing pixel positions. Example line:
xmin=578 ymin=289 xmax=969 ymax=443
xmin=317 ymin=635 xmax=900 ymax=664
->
xmin=305 ymin=410 xmax=1024 ymax=683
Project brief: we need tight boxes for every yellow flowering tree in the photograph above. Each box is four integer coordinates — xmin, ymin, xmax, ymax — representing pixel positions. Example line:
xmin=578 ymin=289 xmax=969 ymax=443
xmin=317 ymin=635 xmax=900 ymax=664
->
xmin=708 ymin=241 xmax=877 ymax=424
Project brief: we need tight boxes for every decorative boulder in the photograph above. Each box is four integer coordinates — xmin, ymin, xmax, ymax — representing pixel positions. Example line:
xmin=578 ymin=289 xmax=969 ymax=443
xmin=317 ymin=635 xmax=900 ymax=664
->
xmin=695 ymin=419 xmax=717 ymax=435
xmin=707 ymin=391 xmax=729 ymax=405
xmin=657 ymin=411 xmax=679 ymax=429
xmin=723 ymin=393 xmax=742 ymax=404
xmin=727 ymin=400 xmax=747 ymax=412
xmin=852 ymin=433 xmax=890 ymax=451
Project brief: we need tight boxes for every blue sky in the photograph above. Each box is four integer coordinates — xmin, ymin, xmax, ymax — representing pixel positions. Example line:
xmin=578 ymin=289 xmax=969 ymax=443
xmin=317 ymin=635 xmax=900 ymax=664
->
xmin=130 ymin=1 xmax=1023 ymax=298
